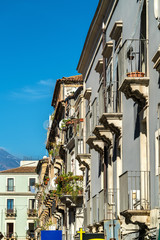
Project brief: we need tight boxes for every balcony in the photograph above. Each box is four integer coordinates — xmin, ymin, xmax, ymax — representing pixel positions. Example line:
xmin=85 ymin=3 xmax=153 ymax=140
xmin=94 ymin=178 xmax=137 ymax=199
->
xmin=27 ymin=209 xmax=38 ymax=217
xmin=4 ymin=233 xmax=17 ymax=240
xmin=5 ymin=208 xmax=17 ymax=217
xmin=99 ymin=113 xmax=122 ymax=136
xmin=118 ymin=39 xmax=149 ymax=106
xmin=55 ymin=173 xmax=83 ymax=206
xmin=119 ymin=171 xmax=150 ymax=220
xmin=26 ymin=231 xmax=36 ymax=239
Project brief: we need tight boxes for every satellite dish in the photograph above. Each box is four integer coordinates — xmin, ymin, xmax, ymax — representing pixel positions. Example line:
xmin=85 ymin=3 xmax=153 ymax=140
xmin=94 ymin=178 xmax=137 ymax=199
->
xmin=51 ymin=177 xmax=56 ymax=188
xmin=154 ymin=0 xmax=160 ymax=19
xmin=59 ymin=118 xmax=70 ymax=130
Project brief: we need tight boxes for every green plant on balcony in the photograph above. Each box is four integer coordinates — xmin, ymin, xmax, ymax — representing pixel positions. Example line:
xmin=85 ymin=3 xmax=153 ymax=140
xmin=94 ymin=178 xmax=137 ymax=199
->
xmin=45 ymin=176 xmax=50 ymax=181
xmin=50 ymin=190 xmax=57 ymax=198
xmin=59 ymin=118 xmax=71 ymax=130
xmin=48 ymin=149 xmax=53 ymax=156
xmin=51 ymin=112 xmax=55 ymax=120
xmin=55 ymin=172 xmax=83 ymax=199
xmin=48 ymin=142 xmax=61 ymax=158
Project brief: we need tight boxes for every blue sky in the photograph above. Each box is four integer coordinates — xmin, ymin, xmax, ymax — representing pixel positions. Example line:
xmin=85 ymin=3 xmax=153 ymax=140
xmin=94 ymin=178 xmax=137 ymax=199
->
xmin=0 ymin=0 xmax=98 ymax=159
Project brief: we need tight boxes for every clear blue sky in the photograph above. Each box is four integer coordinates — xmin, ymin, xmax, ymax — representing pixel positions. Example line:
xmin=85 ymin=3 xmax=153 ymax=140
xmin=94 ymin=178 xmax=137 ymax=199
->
xmin=0 ymin=0 xmax=98 ymax=159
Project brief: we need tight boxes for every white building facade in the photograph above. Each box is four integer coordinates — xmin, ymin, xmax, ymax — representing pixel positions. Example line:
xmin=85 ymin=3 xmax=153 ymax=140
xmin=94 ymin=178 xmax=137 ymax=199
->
xmin=0 ymin=161 xmax=38 ymax=240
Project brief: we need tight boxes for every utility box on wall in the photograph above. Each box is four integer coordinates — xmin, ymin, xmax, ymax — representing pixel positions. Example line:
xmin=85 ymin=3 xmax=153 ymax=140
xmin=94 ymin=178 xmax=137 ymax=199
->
xmin=41 ymin=230 xmax=62 ymax=240
xmin=104 ymin=220 xmax=120 ymax=240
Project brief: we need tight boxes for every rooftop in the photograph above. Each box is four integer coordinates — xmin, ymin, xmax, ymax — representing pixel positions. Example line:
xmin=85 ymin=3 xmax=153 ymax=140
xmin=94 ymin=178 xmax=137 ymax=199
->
xmin=51 ymin=75 xmax=83 ymax=107
xmin=0 ymin=166 xmax=36 ymax=174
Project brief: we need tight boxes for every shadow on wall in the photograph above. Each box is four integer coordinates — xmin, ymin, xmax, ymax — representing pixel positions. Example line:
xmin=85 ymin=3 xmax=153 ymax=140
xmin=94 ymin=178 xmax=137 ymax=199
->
xmin=134 ymin=103 xmax=141 ymax=140
xmin=158 ymin=74 xmax=160 ymax=89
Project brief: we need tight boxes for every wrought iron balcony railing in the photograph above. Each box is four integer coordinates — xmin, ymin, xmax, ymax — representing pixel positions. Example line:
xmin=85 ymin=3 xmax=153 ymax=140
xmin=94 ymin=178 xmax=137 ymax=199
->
xmin=120 ymin=170 xmax=150 ymax=213
xmin=5 ymin=208 xmax=17 ymax=217
xmin=27 ymin=208 xmax=37 ymax=217
xmin=118 ymin=39 xmax=148 ymax=81
xmin=26 ymin=231 xmax=35 ymax=239
xmin=4 ymin=232 xmax=17 ymax=239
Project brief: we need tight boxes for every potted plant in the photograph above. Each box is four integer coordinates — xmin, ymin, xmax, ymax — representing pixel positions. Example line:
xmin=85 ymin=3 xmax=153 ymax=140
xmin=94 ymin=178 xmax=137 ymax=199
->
xmin=45 ymin=176 xmax=50 ymax=181
xmin=44 ymin=181 xmax=48 ymax=185
xmin=127 ymin=71 xmax=145 ymax=77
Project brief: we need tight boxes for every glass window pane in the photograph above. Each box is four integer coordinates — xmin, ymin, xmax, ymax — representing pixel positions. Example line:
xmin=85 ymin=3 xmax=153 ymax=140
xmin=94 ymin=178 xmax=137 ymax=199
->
xmin=29 ymin=199 xmax=35 ymax=209
xmin=7 ymin=199 xmax=14 ymax=209
xmin=7 ymin=178 xmax=14 ymax=191
xmin=29 ymin=178 xmax=35 ymax=186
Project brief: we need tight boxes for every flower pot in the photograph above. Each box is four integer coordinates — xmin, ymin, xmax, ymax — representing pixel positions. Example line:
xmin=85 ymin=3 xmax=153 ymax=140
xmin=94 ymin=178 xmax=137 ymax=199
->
xmin=78 ymin=190 xmax=83 ymax=194
xmin=127 ymin=71 xmax=145 ymax=77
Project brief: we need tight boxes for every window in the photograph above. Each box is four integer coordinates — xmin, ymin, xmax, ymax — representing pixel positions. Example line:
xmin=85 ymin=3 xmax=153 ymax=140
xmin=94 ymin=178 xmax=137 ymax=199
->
xmin=29 ymin=199 xmax=35 ymax=210
xmin=7 ymin=223 xmax=14 ymax=238
xmin=27 ymin=223 xmax=35 ymax=238
xmin=7 ymin=199 xmax=14 ymax=211
xmin=7 ymin=178 xmax=14 ymax=191
xmin=29 ymin=178 xmax=35 ymax=192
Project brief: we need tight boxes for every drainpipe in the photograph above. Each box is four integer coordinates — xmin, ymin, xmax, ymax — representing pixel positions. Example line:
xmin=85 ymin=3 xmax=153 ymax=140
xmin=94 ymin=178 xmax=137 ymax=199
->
xmin=102 ymin=22 xmax=107 ymax=113
xmin=102 ymin=23 xmax=107 ymax=197
xmin=83 ymin=81 xmax=87 ymax=154
xmin=146 ymin=0 xmax=151 ymax=212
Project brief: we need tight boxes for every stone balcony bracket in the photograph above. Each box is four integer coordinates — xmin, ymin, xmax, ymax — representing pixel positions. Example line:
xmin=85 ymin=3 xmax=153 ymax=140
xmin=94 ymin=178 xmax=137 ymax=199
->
xmin=102 ymin=41 xmax=113 ymax=60
xmin=55 ymin=158 xmax=63 ymax=166
xmin=99 ymin=113 xmax=123 ymax=136
xmin=119 ymin=77 xmax=149 ymax=106
xmin=54 ymin=163 xmax=61 ymax=170
xmin=109 ymin=21 xmax=123 ymax=41
xmin=86 ymin=136 xmax=97 ymax=149
xmin=76 ymin=154 xmax=91 ymax=169
xmin=79 ymin=163 xmax=86 ymax=172
xmin=95 ymin=59 xmax=103 ymax=74
xmin=86 ymin=136 xmax=104 ymax=155
xmin=84 ymin=88 xmax=92 ymax=101
xmin=121 ymin=209 xmax=150 ymax=226
xmin=152 ymin=45 xmax=160 ymax=73
xmin=93 ymin=125 xmax=113 ymax=146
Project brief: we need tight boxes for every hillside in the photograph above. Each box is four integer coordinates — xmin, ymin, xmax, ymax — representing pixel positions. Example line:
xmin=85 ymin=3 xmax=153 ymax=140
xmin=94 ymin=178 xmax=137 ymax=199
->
xmin=0 ymin=148 xmax=20 ymax=171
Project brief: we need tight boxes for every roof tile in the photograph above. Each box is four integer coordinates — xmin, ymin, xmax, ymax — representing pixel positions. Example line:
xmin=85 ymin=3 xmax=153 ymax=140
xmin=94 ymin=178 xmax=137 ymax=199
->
xmin=0 ymin=166 xmax=36 ymax=174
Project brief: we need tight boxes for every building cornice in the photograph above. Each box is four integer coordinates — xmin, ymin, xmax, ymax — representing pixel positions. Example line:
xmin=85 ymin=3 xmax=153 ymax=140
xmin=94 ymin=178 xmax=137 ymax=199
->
xmin=0 ymin=192 xmax=36 ymax=196
xmin=77 ymin=0 xmax=114 ymax=74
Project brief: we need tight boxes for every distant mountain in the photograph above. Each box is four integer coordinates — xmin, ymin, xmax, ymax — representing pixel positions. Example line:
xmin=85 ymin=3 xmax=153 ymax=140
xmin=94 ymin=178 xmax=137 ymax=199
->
xmin=0 ymin=148 xmax=21 ymax=171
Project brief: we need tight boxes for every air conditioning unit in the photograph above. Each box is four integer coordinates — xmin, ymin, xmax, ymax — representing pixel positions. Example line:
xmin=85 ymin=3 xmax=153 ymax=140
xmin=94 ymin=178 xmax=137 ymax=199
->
xmin=129 ymin=190 xmax=140 ymax=210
